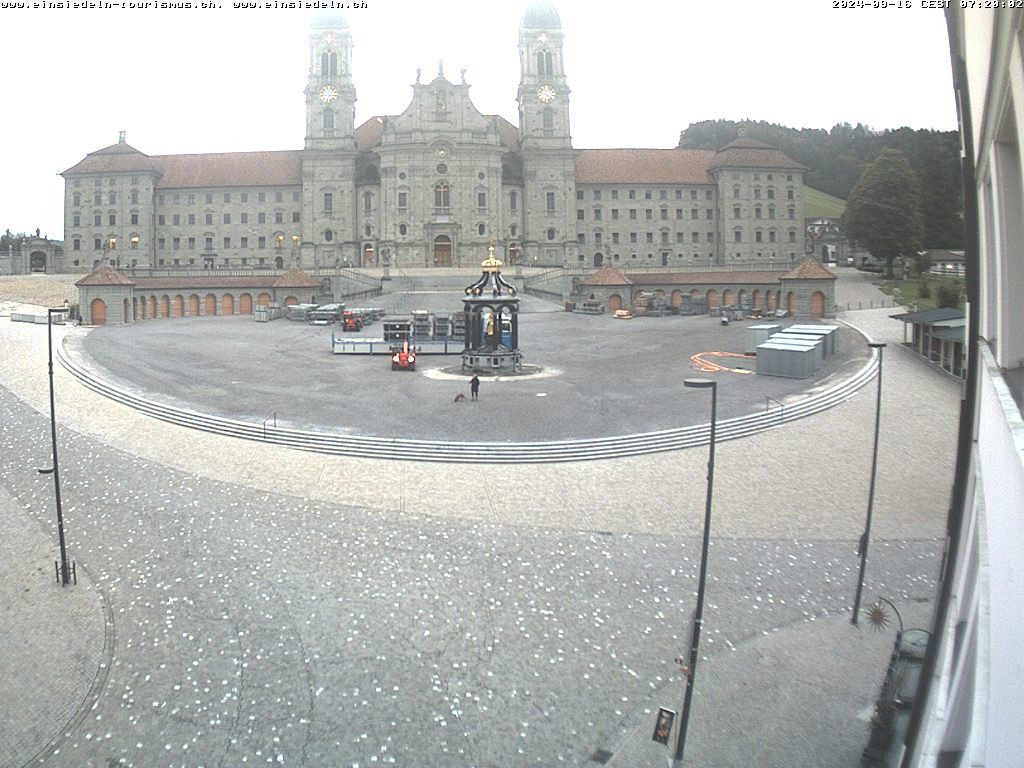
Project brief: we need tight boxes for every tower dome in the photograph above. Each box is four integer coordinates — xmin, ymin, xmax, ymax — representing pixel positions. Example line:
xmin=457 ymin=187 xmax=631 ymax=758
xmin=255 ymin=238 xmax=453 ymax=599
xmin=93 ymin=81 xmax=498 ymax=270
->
xmin=311 ymin=10 xmax=348 ymax=30
xmin=520 ymin=0 xmax=561 ymax=30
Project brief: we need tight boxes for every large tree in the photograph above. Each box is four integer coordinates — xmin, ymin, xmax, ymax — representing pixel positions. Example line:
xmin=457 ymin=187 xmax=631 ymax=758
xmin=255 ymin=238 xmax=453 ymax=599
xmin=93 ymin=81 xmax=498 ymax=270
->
xmin=843 ymin=149 xmax=923 ymax=278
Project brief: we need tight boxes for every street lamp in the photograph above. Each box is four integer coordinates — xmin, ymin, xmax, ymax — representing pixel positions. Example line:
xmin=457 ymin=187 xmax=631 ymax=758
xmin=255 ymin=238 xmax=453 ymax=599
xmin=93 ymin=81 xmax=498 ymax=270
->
xmin=673 ymin=377 xmax=718 ymax=766
xmin=39 ymin=305 xmax=74 ymax=586
xmin=852 ymin=342 xmax=887 ymax=624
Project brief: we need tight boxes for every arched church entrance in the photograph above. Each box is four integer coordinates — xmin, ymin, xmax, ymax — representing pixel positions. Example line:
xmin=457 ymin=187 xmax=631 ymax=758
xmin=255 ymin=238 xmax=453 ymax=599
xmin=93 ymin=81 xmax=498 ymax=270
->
xmin=30 ymin=252 xmax=46 ymax=272
xmin=433 ymin=236 xmax=452 ymax=267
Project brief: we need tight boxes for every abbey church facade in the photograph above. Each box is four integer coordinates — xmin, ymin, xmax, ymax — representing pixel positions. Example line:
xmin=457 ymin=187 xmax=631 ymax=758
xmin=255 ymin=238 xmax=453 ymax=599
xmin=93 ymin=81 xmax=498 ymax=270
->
xmin=59 ymin=2 xmax=807 ymax=273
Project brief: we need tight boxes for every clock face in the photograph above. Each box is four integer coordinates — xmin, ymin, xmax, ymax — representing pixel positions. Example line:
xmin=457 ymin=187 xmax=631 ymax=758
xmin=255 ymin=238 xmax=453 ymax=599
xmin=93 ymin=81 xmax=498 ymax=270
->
xmin=318 ymin=85 xmax=339 ymax=103
xmin=537 ymin=32 xmax=550 ymax=44
xmin=323 ymin=32 xmax=336 ymax=45
xmin=537 ymin=84 xmax=556 ymax=104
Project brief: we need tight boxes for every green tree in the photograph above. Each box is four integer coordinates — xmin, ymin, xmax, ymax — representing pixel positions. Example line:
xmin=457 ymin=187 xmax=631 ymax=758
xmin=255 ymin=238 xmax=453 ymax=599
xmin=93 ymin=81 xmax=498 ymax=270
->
xmin=844 ymin=149 xmax=923 ymax=278
xmin=936 ymin=282 xmax=962 ymax=308
xmin=0 ymin=228 xmax=28 ymax=253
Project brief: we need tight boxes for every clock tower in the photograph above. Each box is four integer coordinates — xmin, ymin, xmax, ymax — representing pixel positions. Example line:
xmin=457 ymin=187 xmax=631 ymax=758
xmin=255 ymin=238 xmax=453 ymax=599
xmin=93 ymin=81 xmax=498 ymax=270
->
xmin=301 ymin=12 xmax=358 ymax=269
xmin=304 ymin=13 xmax=356 ymax=150
xmin=517 ymin=1 xmax=578 ymax=267
xmin=517 ymin=1 xmax=571 ymax=149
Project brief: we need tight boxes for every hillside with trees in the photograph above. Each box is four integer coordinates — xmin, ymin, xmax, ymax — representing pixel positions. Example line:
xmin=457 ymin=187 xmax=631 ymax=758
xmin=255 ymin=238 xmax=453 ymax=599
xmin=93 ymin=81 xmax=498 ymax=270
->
xmin=678 ymin=120 xmax=963 ymax=249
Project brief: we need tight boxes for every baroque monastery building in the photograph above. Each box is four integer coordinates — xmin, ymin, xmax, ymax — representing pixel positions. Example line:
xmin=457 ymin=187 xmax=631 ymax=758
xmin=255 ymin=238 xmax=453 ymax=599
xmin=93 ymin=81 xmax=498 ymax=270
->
xmin=60 ymin=2 xmax=807 ymax=274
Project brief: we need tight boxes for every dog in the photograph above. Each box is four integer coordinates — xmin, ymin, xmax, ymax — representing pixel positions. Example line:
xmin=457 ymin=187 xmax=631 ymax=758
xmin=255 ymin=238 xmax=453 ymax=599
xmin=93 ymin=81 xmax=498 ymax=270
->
xmin=453 ymin=393 xmax=466 ymax=402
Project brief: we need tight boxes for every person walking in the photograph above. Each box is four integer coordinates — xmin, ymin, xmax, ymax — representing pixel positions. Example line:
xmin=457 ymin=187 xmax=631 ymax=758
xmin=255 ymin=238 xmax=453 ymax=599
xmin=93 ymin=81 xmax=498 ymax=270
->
xmin=470 ymin=375 xmax=480 ymax=401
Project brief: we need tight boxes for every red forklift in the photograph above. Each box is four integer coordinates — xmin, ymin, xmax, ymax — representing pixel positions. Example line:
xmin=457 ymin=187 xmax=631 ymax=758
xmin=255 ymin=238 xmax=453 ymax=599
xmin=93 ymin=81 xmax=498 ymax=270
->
xmin=342 ymin=310 xmax=363 ymax=332
xmin=390 ymin=339 xmax=417 ymax=371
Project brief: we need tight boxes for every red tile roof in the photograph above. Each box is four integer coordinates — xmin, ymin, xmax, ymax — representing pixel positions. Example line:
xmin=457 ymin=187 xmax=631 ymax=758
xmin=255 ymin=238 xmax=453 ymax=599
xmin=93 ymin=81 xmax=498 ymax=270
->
xmin=75 ymin=266 xmax=137 ymax=286
xmin=780 ymin=260 xmax=837 ymax=280
xmin=154 ymin=151 xmax=302 ymax=189
xmin=629 ymin=271 xmax=789 ymax=286
xmin=708 ymin=137 xmax=807 ymax=172
xmin=575 ymin=149 xmax=716 ymax=184
xmin=580 ymin=266 xmax=633 ymax=286
xmin=78 ymin=268 xmax=320 ymax=291
xmin=61 ymin=144 xmax=160 ymax=176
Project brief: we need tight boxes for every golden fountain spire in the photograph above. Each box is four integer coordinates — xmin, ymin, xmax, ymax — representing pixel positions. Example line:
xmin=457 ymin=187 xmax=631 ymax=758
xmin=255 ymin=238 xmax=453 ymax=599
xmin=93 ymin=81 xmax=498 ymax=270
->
xmin=481 ymin=243 xmax=503 ymax=273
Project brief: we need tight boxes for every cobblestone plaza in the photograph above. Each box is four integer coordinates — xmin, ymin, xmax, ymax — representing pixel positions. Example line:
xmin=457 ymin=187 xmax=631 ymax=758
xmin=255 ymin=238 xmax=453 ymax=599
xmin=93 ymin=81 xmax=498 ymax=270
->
xmin=0 ymin=269 xmax=959 ymax=767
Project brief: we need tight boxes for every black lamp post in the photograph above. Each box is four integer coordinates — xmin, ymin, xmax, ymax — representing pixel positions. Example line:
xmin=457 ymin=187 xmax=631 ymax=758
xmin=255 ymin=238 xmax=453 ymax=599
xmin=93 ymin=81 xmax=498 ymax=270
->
xmin=39 ymin=305 xmax=74 ymax=586
xmin=852 ymin=342 xmax=887 ymax=624
xmin=673 ymin=377 xmax=718 ymax=766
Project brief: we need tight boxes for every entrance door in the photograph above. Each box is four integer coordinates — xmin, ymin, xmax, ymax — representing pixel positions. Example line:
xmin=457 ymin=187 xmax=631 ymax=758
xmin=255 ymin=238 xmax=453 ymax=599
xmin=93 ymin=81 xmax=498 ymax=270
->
xmin=30 ymin=252 xmax=47 ymax=272
xmin=594 ymin=253 xmax=604 ymax=268
xmin=90 ymin=298 xmax=106 ymax=325
xmin=433 ymin=235 xmax=452 ymax=267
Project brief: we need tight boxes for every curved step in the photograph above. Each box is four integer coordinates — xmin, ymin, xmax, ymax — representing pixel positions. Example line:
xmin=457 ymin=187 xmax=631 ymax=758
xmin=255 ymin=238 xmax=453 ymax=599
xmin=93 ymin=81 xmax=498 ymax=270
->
xmin=57 ymin=340 xmax=878 ymax=464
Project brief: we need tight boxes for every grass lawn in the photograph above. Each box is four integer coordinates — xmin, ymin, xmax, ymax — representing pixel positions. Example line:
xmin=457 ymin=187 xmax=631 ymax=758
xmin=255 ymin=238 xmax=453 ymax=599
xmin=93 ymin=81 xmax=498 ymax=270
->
xmin=875 ymin=277 xmax=964 ymax=311
xmin=804 ymin=187 xmax=846 ymax=219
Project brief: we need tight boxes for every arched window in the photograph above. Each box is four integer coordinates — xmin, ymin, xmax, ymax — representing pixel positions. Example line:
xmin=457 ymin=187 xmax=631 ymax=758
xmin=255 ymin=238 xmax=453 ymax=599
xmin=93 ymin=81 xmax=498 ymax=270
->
xmin=321 ymin=52 xmax=329 ymax=76
xmin=434 ymin=183 xmax=450 ymax=211
xmin=323 ymin=108 xmax=334 ymax=131
xmin=542 ymin=108 xmax=554 ymax=133
xmin=329 ymin=52 xmax=338 ymax=76
xmin=546 ymin=228 xmax=556 ymax=241
xmin=478 ymin=223 xmax=486 ymax=236
xmin=364 ymin=191 xmax=372 ymax=212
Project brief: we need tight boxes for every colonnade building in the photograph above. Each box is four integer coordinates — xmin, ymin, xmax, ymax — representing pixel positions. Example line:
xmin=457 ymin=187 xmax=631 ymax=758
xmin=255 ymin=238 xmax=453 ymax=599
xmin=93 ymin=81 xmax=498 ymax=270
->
xmin=59 ymin=2 xmax=806 ymax=274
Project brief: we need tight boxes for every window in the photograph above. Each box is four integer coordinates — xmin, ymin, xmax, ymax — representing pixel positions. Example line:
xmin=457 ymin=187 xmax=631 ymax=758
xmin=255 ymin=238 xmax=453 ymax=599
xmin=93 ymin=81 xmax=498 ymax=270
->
xmin=733 ymin=207 xmax=740 ymax=219
xmin=94 ymin=193 xmax=102 ymax=205
xmin=73 ymin=193 xmax=81 ymax=206
xmin=734 ymin=231 xmax=742 ymax=243
xmin=612 ymin=232 xmax=619 ymax=244
xmin=205 ymin=193 xmax=213 ymax=204
xmin=611 ymin=190 xmax=619 ymax=200
xmin=594 ymin=233 xmax=602 ymax=245
xmin=323 ymin=108 xmax=335 ymax=131
xmin=577 ymin=209 xmax=585 ymax=221
xmin=660 ymin=190 xmax=667 ymax=200
xmin=258 ymin=236 xmax=266 ymax=248
xmin=205 ymin=236 xmax=214 ymax=250
xmin=706 ymin=190 xmax=713 ymax=200
xmin=630 ymin=233 xmax=638 ymax=243
xmin=755 ymin=231 xmax=763 ymax=243
xmin=542 ymin=108 xmax=554 ymax=134
xmin=660 ymin=232 xmax=669 ymax=244
xmin=707 ymin=209 xmax=714 ymax=220
xmin=293 ymin=212 xmax=300 ymax=223
xmin=188 ymin=237 xmax=195 ymax=249
xmin=188 ymin=213 xmax=196 ymax=225
xmin=224 ymin=193 xmax=231 ymax=203
xmin=645 ymin=210 xmax=653 ymax=220
xmin=258 ymin=192 xmax=266 ymax=203
xmin=241 ymin=193 xmax=248 ymax=203
xmin=157 ymin=238 xmax=165 ymax=249
xmin=546 ymin=228 xmax=556 ymax=240
xmin=789 ymin=230 xmax=797 ymax=243
xmin=594 ymin=208 xmax=602 ymax=221
xmin=577 ymin=233 xmax=585 ymax=244
xmin=173 ymin=237 xmax=180 ymax=250
xmin=646 ymin=232 xmax=654 ymax=243
xmin=324 ymin=192 xmax=333 ymax=212
xmin=692 ymin=232 xmax=700 ymax=243
xmin=188 ymin=193 xmax=196 ymax=204
xmin=645 ymin=190 xmax=652 ymax=200
xmin=94 ymin=237 xmax=102 ymax=250
xmin=629 ymin=209 xmax=637 ymax=220
xmin=241 ymin=237 xmax=248 ymax=248
xmin=754 ymin=189 xmax=761 ymax=199
xmin=259 ymin=213 xmax=266 ymax=224
xmin=707 ymin=233 xmax=715 ymax=243
xmin=628 ymin=190 xmax=636 ymax=200
xmin=768 ymin=207 xmax=775 ymax=219
xmin=510 ymin=191 xmax=517 ymax=212
xmin=767 ymin=189 xmax=775 ymax=199
xmin=240 ymin=213 xmax=248 ymax=224
xmin=73 ymin=238 xmax=80 ymax=251
xmin=546 ymin=192 xmax=556 ymax=212
xmin=593 ymin=190 xmax=601 ymax=201
xmin=397 ymin=191 xmax=407 ymax=210
xmin=224 ymin=213 xmax=231 ymax=224
xmin=94 ymin=214 xmax=102 ymax=226
xmin=109 ymin=214 xmax=116 ymax=225
xmin=399 ymin=224 xmax=407 ymax=236
xmin=690 ymin=190 xmax=697 ymax=200
xmin=769 ymin=230 xmax=776 ymax=243
xmin=788 ymin=189 xmax=795 ymax=200
xmin=611 ymin=209 xmax=619 ymax=220
xmin=109 ymin=192 xmax=117 ymax=204
xmin=73 ymin=214 xmax=80 ymax=226
xmin=755 ymin=207 xmax=762 ymax=219
xmin=788 ymin=208 xmax=796 ymax=220
xmin=478 ymin=191 xmax=487 ymax=210
xmin=364 ymin=192 xmax=372 ymax=212
xmin=479 ymin=223 xmax=486 ymax=236
xmin=172 ymin=214 xmax=180 ymax=225
xmin=436 ymin=184 xmax=451 ymax=210
xmin=275 ymin=192 xmax=283 ymax=203
xmin=691 ymin=208 xmax=699 ymax=220
xmin=576 ymin=190 xmax=584 ymax=201
xmin=733 ymin=187 xmax=740 ymax=199
xmin=275 ymin=212 xmax=283 ymax=224
xmin=132 ymin=191 xmax=139 ymax=205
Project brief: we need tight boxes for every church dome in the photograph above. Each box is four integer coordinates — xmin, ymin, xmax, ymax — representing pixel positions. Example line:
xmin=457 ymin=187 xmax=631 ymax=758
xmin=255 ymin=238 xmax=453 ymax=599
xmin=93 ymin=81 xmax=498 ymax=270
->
xmin=311 ymin=10 xmax=348 ymax=30
xmin=520 ymin=1 xmax=561 ymax=30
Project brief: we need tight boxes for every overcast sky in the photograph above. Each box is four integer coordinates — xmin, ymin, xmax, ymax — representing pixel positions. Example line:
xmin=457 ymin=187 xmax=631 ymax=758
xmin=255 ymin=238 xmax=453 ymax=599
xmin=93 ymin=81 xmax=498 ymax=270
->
xmin=1 ymin=0 xmax=957 ymax=241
